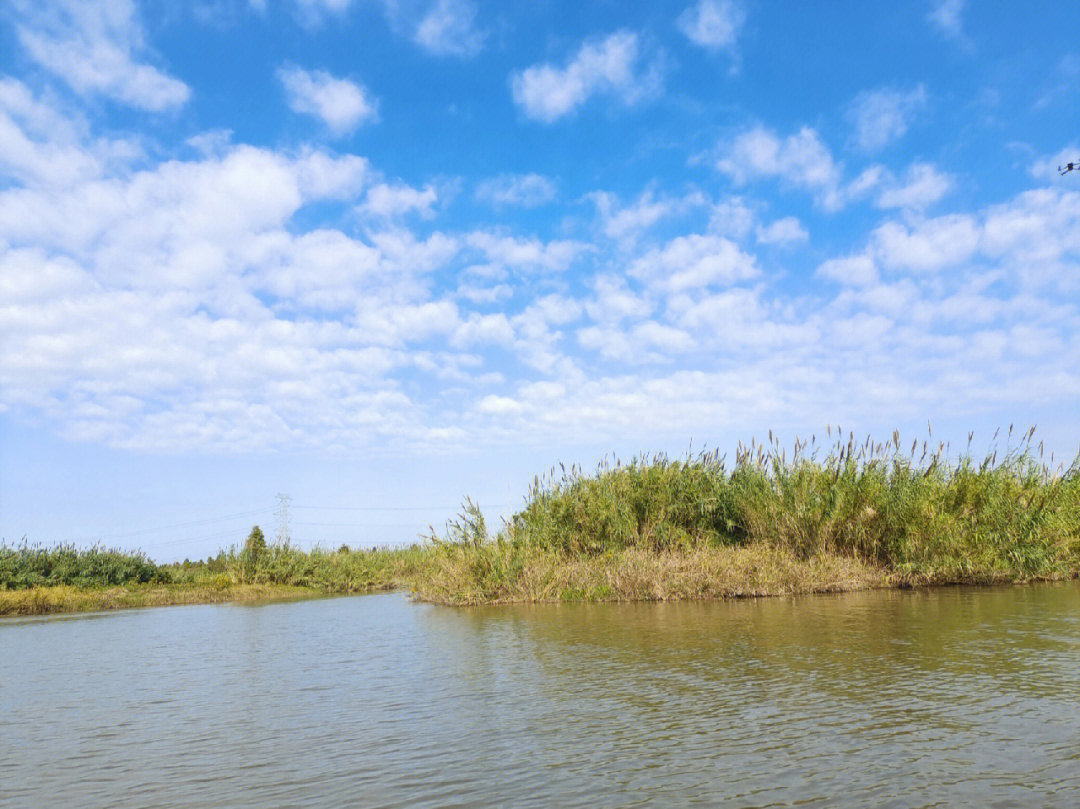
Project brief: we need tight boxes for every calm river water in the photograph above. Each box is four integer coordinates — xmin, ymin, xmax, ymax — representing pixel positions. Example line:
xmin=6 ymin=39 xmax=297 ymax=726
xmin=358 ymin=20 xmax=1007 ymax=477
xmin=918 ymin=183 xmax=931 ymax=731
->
xmin=2 ymin=583 xmax=1079 ymax=807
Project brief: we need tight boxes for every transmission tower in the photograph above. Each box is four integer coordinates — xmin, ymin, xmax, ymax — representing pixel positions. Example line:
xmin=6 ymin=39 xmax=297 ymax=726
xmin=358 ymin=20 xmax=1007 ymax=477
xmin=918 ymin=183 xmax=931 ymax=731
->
xmin=275 ymin=493 xmax=292 ymax=546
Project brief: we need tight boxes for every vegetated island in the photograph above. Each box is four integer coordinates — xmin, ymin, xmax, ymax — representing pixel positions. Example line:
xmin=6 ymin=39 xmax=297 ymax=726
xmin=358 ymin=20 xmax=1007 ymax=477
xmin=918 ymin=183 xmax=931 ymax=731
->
xmin=3 ymin=430 xmax=1078 ymax=616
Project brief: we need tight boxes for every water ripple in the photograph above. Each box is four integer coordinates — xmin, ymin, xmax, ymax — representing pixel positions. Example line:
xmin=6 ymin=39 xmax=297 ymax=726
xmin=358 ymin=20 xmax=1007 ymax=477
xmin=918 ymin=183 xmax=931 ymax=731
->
xmin=2 ymin=584 xmax=1079 ymax=807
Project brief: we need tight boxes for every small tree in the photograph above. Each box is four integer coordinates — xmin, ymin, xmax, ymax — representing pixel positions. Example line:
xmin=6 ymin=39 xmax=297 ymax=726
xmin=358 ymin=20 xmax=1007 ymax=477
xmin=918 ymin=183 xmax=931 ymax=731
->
xmin=240 ymin=525 xmax=266 ymax=582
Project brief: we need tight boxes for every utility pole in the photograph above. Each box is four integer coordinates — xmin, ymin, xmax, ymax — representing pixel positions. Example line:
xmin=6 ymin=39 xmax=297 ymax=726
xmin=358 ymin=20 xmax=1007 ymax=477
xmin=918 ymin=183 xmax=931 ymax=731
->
xmin=275 ymin=493 xmax=292 ymax=546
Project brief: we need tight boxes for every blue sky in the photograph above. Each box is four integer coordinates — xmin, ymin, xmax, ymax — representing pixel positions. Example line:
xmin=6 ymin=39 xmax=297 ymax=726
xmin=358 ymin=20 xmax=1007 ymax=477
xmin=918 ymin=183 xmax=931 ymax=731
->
xmin=1 ymin=0 xmax=1078 ymax=560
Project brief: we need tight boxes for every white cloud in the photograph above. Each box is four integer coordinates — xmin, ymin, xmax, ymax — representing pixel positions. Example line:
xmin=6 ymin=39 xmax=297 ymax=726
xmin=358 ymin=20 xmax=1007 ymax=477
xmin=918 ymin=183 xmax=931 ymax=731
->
xmin=873 ymin=215 xmax=980 ymax=272
xmin=2 ymin=86 xmax=1079 ymax=455
xmin=677 ymin=0 xmax=745 ymax=51
xmin=466 ymin=232 xmax=587 ymax=273
xmin=928 ymin=0 xmax=966 ymax=40
xmin=278 ymin=66 xmax=378 ymax=135
xmin=756 ymin=217 xmax=808 ymax=245
xmin=628 ymin=234 xmax=759 ymax=292
xmin=847 ymin=85 xmax=927 ymax=151
xmin=474 ymin=174 xmax=557 ymax=207
xmin=294 ymin=150 xmax=372 ymax=198
xmin=414 ymin=0 xmax=485 ymax=57
xmin=578 ymin=321 xmax=694 ymax=362
xmin=708 ymin=197 xmax=756 ymax=239
xmin=589 ymin=189 xmax=704 ymax=244
xmin=295 ymin=0 xmax=353 ymax=17
xmin=511 ymin=31 xmax=663 ymax=123
xmin=584 ymin=275 xmax=654 ymax=324
xmin=716 ymin=126 xmax=845 ymax=210
xmin=0 ymin=78 xmax=119 ymax=187
xmin=359 ymin=183 xmax=438 ymax=219
xmin=476 ymin=394 xmax=524 ymax=416
xmin=876 ymin=162 xmax=953 ymax=209
xmin=12 ymin=0 xmax=190 ymax=111
xmin=816 ymin=254 xmax=879 ymax=286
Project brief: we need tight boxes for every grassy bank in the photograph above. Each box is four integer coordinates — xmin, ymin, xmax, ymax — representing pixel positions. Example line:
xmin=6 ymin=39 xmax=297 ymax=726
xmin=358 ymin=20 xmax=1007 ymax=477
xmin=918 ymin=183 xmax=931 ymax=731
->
xmin=412 ymin=431 xmax=1080 ymax=604
xmin=5 ymin=430 xmax=1078 ymax=614
xmin=0 ymin=541 xmax=432 ymax=616
xmin=0 ymin=582 xmax=322 ymax=616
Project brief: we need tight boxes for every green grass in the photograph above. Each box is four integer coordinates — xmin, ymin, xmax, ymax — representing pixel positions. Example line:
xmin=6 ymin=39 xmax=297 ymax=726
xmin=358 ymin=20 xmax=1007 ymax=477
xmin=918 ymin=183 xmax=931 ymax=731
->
xmin=167 ymin=542 xmax=432 ymax=593
xmin=5 ymin=429 xmax=1078 ymax=613
xmin=0 ymin=543 xmax=170 ymax=590
xmin=413 ymin=429 xmax=1080 ymax=603
xmin=0 ymin=540 xmax=434 ymax=615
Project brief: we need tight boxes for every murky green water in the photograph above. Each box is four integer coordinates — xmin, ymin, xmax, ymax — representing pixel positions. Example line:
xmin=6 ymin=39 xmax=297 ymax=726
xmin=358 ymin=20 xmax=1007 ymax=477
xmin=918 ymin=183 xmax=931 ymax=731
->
xmin=3 ymin=583 xmax=1079 ymax=807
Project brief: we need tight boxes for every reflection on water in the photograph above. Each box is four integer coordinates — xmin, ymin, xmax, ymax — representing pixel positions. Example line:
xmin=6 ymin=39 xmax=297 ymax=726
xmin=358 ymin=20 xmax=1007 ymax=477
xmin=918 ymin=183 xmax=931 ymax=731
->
xmin=2 ymin=584 xmax=1079 ymax=808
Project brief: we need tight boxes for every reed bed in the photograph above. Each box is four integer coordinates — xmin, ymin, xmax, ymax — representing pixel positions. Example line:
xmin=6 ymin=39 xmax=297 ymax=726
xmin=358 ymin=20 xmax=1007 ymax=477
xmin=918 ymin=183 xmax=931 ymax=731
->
xmin=0 ymin=543 xmax=170 ymax=590
xmin=413 ymin=428 xmax=1080 ymax=604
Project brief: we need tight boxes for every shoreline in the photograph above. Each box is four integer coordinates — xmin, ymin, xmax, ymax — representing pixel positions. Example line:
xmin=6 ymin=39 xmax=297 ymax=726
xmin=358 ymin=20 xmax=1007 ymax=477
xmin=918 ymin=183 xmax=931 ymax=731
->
xmin=407 ymin=542 xmax=1078 ymax=605
xmin=0 ymin=582 xmax=352 ymax=617
xmin=4 ymin=549 xmax=1076 ymax=616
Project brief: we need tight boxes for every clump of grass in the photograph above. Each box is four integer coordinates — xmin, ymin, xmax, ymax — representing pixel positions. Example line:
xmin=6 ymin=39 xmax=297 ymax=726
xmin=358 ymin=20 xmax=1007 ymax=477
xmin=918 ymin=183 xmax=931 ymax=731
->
xmin=415 ymin=428 xmax=1080 ymax=603
xmin=0 ymin=542 xmax=171 ymax=590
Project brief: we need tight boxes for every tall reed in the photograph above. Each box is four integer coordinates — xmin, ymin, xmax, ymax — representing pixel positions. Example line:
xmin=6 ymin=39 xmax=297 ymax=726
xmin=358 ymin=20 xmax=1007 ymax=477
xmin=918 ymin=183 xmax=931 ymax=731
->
xmin=419 ymin=429 xmax=1080 ymax=602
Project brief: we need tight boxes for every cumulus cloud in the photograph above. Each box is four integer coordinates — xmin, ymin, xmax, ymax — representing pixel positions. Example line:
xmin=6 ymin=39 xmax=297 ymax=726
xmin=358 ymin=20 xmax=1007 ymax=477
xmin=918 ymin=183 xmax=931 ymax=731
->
xmin=716 ymin=126 xmax=846 ymax=210
xmin=0 ymin=78 xmax=133 ymax=187
xmin=872 ymin=215 xmax=980 ymax=272
xmin=413 ymin=0 xmax=485 ymax=56
xmin=511 ymin=31 xmax=663 ymax=123
xmin=756 ymin=216 xmax=808 ymax=245
xmin=816 ymin=254 xmax=879 ymax=286
xmin=847 ymin=85 xmax=927 ymax=151
xmin=11 ymin=0 xmax=190 ymax=111
xmin=465 ymin=232 xmax=588 ymax=273
xmin=876 ymin=162 xmax=953 ymax=210
xmin=358 ymin=183 xmax=438 ymax=219
xmin=278 ymin=66 xmax=378 ymax=135
xmin=589 ymin=189 xmax=704 ymax=244
xmin=474 ymin=174 xmax=557 ymax=207
xmin=2 ymin=85 xmax=1079 ymax=454
xmin=628 ymin=234 xmax=759 ymax=293
xmin=677 ymin=0 xmax=745 ymax=52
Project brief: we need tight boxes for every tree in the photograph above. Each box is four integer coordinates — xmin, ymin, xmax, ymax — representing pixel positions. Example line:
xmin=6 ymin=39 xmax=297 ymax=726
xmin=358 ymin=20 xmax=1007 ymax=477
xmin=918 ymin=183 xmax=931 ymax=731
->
xmin=240 ymin=525 xmax=266 ymax=582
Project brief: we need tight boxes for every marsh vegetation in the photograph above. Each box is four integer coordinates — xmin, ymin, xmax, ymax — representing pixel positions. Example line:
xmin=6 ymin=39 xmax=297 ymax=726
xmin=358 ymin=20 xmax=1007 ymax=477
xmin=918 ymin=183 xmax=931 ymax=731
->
xmin=416 ymin=429 xmax=1080 ymax=603
xmin=4 ymin=430 xmax=1078 ymax=614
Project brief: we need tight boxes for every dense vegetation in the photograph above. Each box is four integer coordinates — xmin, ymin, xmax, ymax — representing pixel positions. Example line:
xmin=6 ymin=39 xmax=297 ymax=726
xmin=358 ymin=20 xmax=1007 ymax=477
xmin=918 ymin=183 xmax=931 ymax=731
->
xmin=0 ymin=543 xmax=170 ymax=590
xmin=4 ymin=430 xmax=1079 ymax=613
xmin=416 ymin=430 xmax=1080 ymax=603
xmin=0 ymin=532 xmax=429 ymax=615
xmin=169 ymin=538 xmax=430 ymax=593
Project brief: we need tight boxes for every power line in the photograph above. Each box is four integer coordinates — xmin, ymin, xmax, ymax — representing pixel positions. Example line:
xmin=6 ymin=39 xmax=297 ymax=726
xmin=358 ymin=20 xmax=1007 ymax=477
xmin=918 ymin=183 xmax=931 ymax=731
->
xmin=85 ymin=508 xmax=272 ymax=541
xmin=290 ymin=503 xmax=514 ymax=511
xmin=292 ymin=520 xmax=437 ymax=528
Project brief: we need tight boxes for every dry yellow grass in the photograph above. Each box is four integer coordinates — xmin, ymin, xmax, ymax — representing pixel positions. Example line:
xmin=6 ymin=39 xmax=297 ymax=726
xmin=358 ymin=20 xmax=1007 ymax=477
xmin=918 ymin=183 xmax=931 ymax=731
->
xmin=412 ymin=542 xmax=894 ymax=605
xmin=0 ymin=582 xmax=323 ymax=616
